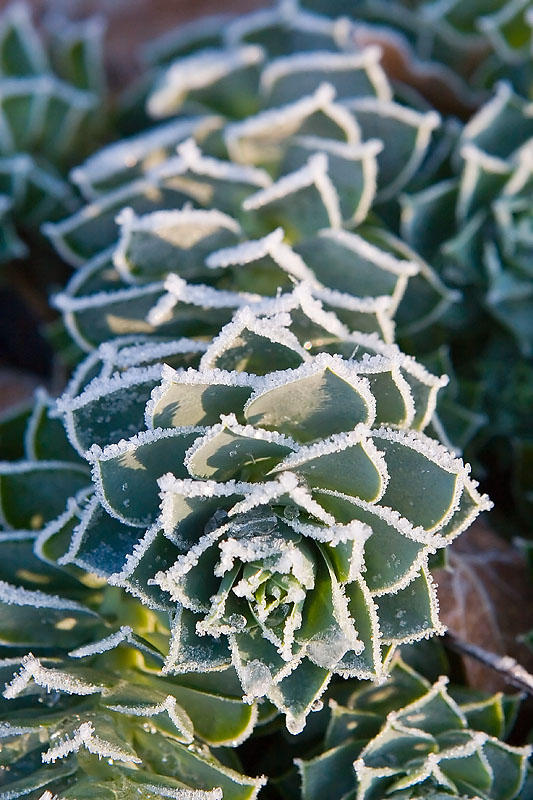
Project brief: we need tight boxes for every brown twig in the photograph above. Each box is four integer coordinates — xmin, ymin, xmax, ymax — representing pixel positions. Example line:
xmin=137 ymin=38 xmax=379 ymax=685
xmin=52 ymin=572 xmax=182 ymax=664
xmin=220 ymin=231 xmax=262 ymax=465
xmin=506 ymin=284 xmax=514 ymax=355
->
xmin=444 ymin=631 xmax=533 ymax=695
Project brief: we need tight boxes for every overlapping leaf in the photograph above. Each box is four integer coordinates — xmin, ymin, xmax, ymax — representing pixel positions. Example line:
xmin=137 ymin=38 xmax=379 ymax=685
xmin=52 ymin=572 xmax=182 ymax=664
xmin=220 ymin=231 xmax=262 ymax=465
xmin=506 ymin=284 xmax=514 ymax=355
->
xmin=62 ymin=309 xmax=490 ymax=733
xmin=0 ymin=3 xmax=106 ymax=262
xmin=298 ymin=655 xmax=530 ymax=800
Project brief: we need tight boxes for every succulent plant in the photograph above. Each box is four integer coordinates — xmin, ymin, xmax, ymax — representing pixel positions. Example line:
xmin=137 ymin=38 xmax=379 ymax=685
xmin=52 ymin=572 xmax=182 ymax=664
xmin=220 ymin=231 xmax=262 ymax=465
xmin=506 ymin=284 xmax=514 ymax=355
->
xmin=0 ymin=392 xmax=265 ymax=800
xmin=44 ymin=0 xmax=459 ymax=361
xmin=0 ymin=300 xmax=486 ymax=736
xmin=0 ymin=2 xmax=105 ymax=263
xmin=298 ymin=655 xmax=531 ymax=800
xmin=0 ymin=0 xmax=531 ymax=796
xmin=399 ymin=80 xmax=533 ymax=529
xmin=296 ymin=0 xmax=533 ymax=99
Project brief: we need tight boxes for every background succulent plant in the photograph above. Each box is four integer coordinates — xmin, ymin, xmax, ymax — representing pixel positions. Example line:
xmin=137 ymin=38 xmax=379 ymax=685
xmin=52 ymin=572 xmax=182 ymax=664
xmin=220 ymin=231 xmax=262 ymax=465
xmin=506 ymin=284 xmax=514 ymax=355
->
xmin=0 ymin=0 xmax=531 ymax=798
xmin=0 ymin=2 xmax=105 ymax=263
xmin=298 ymin=655 xmax=530 ymax=800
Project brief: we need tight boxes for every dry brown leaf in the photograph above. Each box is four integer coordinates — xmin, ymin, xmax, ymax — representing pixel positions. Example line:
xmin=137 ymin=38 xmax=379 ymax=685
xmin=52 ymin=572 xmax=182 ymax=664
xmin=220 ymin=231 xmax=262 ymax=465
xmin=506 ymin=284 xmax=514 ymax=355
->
xmin=0 ymin=369 xmax=41 ymax=414
xmin=436 ymin=518 xmax=533 ymax=692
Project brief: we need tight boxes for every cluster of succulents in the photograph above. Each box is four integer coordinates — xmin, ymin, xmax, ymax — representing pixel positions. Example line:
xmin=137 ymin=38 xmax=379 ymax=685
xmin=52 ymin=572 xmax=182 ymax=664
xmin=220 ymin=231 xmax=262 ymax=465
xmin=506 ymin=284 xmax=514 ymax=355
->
xmin=0 ymin=0 xmax=531 ymax=798
xmin=298 ymin=655 xmax=530 ymax=800
xmin=0 ymin=3 xmax=105 ymax=263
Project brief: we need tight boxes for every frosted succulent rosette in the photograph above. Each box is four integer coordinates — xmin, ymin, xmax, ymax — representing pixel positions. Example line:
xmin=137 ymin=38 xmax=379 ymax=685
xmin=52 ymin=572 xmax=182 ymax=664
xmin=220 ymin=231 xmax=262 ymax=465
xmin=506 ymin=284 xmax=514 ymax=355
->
xmin=295 ymin=0 xmax=533 ymax=97
xmin=0 ymin=3 xmax=105 ymax=262
xmin=401 ymin=81 xmax=533 ymax=520
xmin=298 ymin=655 xmax=531 ymax=800
xmin=44 ymin=1 xmax=457 ymax=357
xmin=0 ymin=395 xmax=263 ymax=800
xmin=71 ymin=308 xmax=492 ymax=734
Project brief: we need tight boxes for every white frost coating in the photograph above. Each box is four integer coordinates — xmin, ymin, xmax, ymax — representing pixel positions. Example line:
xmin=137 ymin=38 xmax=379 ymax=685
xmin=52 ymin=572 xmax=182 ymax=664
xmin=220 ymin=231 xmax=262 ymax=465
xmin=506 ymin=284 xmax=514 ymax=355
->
xmin=372 ymin=426 xmax=469 ymax=477
xmin=243 ymin=152 xmax=342 ymax=230
xmin=225 ymin=82 xmax=360 ymax=163
xmin=206 ymin=226 xmax=313 ymax=283
xmin=157 ymin=475 xmax=249 ymax=538
xmin=147 ymin=45 xmax=265 ymax=117
xmin=319 ymin=227 xmax=419 ymax=277
xmin=314 ymin=489 xmax=442 ymax=547
xmin=156 ymin=528 xmax=227 ymax=595
xmin=503 ymin=139 xmax=533 ymax=196
xmin=288 ymin=515 xmax=371 ymax=546
xmin=371 ymin=427 xmax=485 ymax=534
xmin=268 ymin=665 xmax=332 ymax=736
xmin=116 ymin=204 xmax=241 ymax=235
xmin=383 ymin=564 xmax=445 ymax=646
xmin=53 ymin=245 xmax=114 ymax=311
xmin=294 ymin=136 xmax=382 ymax=226
xmin=58 ymin=494 xmax=102 ymax=571
xmin=105 ymin=693 xmax=193 ymax=737
xmin=228 ymin=632 xmax=303 ymax=703
xmin=146 ymin=361 xmax=258 ymax=430
xmin=22 ymin=387 xmax=50 ymax=460
xmin=42 ymin=178 xmax=160 ymax=268
xmin=198 ymin=306 xmax=310 ymax=371
xmin=0 ymin=3 xmax=48 ymax=73
xmin=114 ymin=337 xmax=208 ymax=369
xmin=4 ymin=655 xmax=104 ymax=699
xmin=0 ymin=581 xmax=99 ymax=618
xmin=313 ymin=285 xmax=395 ymax=343
xmin=152 ymin=137 xmax=271 ymax=188
xmin=107 ymin=522 xmax=163 ymax=599
xmin=457 ymin=142 xmax=511 ymax=223
xmin=0 ymin=458 xmax=89 ymax=476
xmin=343 ymin=574 xmax=384 ymax=681
xmin=168 ymin=273 xmax=261 ymax=308
xmin=41 ymin=721 xmax=141 ymax=764
xmin=260 ymin=47 xmax=392 ymax=101
xmin=144 ymin=788 xmax=223 ymax=800
xmin=230 ymin=471 xmax=336 ymax=528
xmin=70 ymin=117 xmax=214 ymax=198
xmin=56 ymin=363 xmax=162 ymax=415
xmin=355 ymin=356 xmax=415 ymax=429
xmin=371 ymin=550 xmax=433 ymax=599
xmin=87 ymin=425 xmax=205 ymax=530
xmin=242 ymin=154 xmax=327 ymax=210
xmin=462 ymin=81 xmax=515 ymax=147
xmin=183 ymin=413 xmax=299 ymax=476
xmin=158 ymin=473 xmax=252 ymax=498
xmin=146 ymin=273 xmax=262 ymax=327
xmin=69 ymin=626 xmax=133 ymax=658
xmin=395 ymin=672 xmax=466 ymax=727
xmin=53 ymin=279 xmax=165 ymax=313
xmin=244 ymin=349 xmax=377 ymax=423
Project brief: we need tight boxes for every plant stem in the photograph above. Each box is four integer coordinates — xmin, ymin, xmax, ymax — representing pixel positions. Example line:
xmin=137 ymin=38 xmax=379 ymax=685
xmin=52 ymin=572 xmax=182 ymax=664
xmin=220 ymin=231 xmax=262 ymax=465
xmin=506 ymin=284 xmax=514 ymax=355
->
xmin=444 ymin=631 xmax=533 ymax=695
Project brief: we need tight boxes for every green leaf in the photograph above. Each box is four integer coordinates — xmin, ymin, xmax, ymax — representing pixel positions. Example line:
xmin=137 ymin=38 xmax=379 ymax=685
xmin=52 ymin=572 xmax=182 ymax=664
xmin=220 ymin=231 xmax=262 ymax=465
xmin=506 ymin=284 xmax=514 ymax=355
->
xmin=245 ymin=365 xmax=372 ymax=442
xmin=0 ymin=461 xmax=89 ymax=530
xmin=92 ymin=430 xmax=199 ymax=526
xmin=150 ymin=378 xmax=254 ymax=429
xmin=373 ymin=433 xmax=460 ymax=531
xmin=187 ymin=426 xmax=294 ymax=482
xmin=374 ymin=569 xmax=441 ymax=643
xmin=278 ymin=435 xmax=385 ymax=502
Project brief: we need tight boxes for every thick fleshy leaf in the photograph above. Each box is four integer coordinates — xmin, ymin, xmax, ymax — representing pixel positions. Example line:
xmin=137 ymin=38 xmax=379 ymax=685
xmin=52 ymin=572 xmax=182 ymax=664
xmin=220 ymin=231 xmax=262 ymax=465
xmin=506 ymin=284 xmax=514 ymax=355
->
xmin=91 ymin=429 xmax=199 ymax=526
xmin=244 ymin=363 xmax=373 ymax=442
xmin=374 ymin=568 xmax=442 ymax=643
xmin=276 ymin=434 xmax=385 ymax=502
xmin=0 ymin=461 xmax=89 ymax=530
